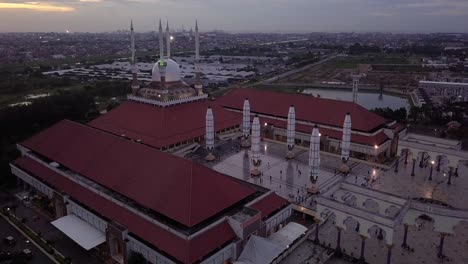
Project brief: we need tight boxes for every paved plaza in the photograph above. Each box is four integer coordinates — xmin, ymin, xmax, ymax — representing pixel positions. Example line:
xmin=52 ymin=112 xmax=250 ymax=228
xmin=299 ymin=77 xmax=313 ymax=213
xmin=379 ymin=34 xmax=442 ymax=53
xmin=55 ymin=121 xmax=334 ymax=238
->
xmin=210 ymin=140 xmax=468 ymax=264
xmin=211 ymin=140 xmax=382 ymax=207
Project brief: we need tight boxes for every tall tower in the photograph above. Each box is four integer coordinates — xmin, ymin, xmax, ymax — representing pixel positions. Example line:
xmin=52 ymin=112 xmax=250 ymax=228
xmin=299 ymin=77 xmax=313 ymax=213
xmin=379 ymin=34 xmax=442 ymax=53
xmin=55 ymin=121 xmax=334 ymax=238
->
xmin=308 ymin=125 xmax=320 ymax=194
xmin=250 ymin=115 xmax=261 ymax=176
xmin=242 ymin=98 xmax=251 ymax=143
xmin=194 ymin=20 xmax=203 ymax=95
xmin=158 ymin=19 xmax=164 ymax=61
xmin=166 ymin=20 xmax=171 ymax=58
xmin=158 ymin=19 xmax=167 ymax=91
xmin=352 ymin=74 xmax=361 ymax=104
xmin=205 ymin=106 xmax=216 ymax=161
xmin=340 ymin=113 xmax=352 ymax=173
xmin=130 ymin=19 xmax=139 ymax=93
xmin=286 ymin=105 xmax=295 ymax=159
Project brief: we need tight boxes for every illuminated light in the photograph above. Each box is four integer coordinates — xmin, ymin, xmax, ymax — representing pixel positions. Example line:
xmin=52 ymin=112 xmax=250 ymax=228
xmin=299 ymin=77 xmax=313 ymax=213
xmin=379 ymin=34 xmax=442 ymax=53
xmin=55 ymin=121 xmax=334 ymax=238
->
xmin=431 ymin=160 xmax=435 ymax=165
xmin=65 ymin=30 xmax=70 ymax=34
xmin=264 ymin=122 xmax=267 ymax=126
xmin=373 ymin=169 xmax=376 ymax=176
xmin=0 ymin=3 xmax=75 ymax=12
xmin=319 ymin=133 xmax=321 ymax=137
xmin=374 ymin=145 xmax=378 ymax=150
xmin=170 ymin=35 xmax=174 ymax=41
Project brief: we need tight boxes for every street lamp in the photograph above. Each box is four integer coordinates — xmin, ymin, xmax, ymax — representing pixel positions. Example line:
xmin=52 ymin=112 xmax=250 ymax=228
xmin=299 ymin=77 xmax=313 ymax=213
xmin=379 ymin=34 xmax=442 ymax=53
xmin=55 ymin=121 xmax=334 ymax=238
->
xmin=411 ymin=158 xmax=416 ymax=176
xmin=374 ymin=145 xmax=378 ymax=163
xmin=429 ymin=160 xmax=434 ymax=181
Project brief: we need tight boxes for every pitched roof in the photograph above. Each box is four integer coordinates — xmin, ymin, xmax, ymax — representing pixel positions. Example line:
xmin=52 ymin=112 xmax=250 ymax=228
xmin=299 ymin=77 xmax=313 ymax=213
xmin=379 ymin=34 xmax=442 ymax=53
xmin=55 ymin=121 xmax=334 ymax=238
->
xmin=13 ymin=156 xmax=236 ymax=263
xmin=259 ymin=116 xmax=389 ymax=146
xmin=248 ymin=193 xmax=289 ymax=220
xmin=216 ymin=88 xmax=386 ymax=132
xmin=20 ymin=120 xmax=256 ymax=227
xmin=89 ymin=100 xmax=241 ymax=148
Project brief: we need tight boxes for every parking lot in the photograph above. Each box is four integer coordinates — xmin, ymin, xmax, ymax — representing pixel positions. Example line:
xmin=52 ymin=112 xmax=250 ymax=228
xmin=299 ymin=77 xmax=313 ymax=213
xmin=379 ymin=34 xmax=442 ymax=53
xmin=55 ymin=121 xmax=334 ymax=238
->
xmin=0 ymin=216 xmax=54 ymax=264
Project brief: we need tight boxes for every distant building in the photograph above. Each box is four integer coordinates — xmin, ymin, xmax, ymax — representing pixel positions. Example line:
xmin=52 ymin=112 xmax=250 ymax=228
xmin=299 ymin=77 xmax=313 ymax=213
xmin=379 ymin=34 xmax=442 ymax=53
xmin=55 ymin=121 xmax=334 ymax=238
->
xmin=419 ymin=80 xmax=468 ymax=103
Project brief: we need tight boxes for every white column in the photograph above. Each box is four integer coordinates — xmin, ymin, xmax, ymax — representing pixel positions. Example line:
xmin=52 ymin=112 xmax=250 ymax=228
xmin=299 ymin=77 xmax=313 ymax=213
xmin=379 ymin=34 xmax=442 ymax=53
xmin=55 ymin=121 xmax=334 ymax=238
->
xmin=194 ymin=20 xmax=203 ymax=95
xmin=158 ymin=19 xmax=164 ymax=61
xmin=308 ymin=125 xmax=320 ymax=193
xmin=341 ymin=112 xmax=352 ymax=162
xmin=243 ymin=98 xmax=251 ymax=138
xmin=251 ymin=116 xmax=261 ymax=176
xmin=352 ymin=74 xmax=361 ymax=103
xmin=205 ymin=107 xmax=214 ymax=151
xmin=287 ymin=105 xmax=295 ymax=150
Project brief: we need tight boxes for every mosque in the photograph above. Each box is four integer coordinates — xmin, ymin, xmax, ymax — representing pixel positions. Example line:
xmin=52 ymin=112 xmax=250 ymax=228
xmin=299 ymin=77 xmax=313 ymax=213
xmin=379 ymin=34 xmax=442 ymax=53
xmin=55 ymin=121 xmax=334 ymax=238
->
xmin=9 ymin=20 xmax=415 ymax=264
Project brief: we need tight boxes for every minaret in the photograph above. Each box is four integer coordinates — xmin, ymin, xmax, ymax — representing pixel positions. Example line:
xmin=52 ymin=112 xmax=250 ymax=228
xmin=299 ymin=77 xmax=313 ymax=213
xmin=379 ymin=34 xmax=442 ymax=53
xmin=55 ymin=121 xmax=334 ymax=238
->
xmin=352 ymin=74 xmax=361 ymax=103
xmin=205 ymin=106 xmax=215 ymax=161
xmin=194 ymin=20 xmax=203 ymax=95
xmin=308 ymin=125 xmax=320 ymax=194
xmin=166 ymin=20 xmax=171 ymax=58
xmin=158 ymin=19 xmax=167 ymax=91
xmin=242 ymin=98 xmax=251 ymax=147
xmin=286 ymin=105 xmax=296 ymax=159
xmin=130 ymin=19 xmax=139 ymax=93
xmin=250 ymin=115 xmax=261 ymax=176
xmin=158 ymin=19 xmax=164 ymax=61
xmin=340 ymin=113 xmax=352 ymax=173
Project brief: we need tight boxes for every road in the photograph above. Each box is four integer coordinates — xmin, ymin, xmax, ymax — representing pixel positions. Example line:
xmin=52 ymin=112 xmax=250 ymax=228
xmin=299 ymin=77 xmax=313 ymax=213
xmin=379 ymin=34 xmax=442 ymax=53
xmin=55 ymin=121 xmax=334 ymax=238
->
xmin=0 ymin=216 xmax=54 ymax=264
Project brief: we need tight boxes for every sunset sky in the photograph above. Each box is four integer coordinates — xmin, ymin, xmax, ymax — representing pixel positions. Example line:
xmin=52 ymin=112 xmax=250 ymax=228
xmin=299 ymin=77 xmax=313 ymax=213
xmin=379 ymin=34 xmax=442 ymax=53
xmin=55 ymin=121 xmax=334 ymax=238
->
xmin=0 ymin=0 xmax=467 ymax=33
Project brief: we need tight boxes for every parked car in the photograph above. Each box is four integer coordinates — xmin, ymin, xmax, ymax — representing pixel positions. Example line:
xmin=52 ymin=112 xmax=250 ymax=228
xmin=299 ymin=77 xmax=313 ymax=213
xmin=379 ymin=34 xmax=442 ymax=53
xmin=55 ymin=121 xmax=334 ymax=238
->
xmin=3 ymin=236 xmax=15 ymax=246
xmin=0 ymin=251 xmax=12 ymax=261
xmin=21 ymin=249 xmax=33 ymax=260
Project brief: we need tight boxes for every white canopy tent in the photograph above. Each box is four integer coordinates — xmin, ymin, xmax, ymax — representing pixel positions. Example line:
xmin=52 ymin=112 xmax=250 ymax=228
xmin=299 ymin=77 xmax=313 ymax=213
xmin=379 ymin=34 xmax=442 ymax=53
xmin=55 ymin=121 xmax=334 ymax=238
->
xmin=233 ymin=222 xmax=308 ymax=264
xmin=233 ymin=235 xmax=285 ymax=264
xmin=268 ymin=222 xmax=307 ymax=247
xmin=51 ymin=214 xmax=106 ymax=250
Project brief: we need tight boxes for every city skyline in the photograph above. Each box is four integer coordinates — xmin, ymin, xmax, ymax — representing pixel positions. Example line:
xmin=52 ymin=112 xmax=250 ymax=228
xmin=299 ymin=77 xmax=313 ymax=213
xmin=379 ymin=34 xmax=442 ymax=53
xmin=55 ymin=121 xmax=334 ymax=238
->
xmin=1 ymin=0 xmax=468 ymax=33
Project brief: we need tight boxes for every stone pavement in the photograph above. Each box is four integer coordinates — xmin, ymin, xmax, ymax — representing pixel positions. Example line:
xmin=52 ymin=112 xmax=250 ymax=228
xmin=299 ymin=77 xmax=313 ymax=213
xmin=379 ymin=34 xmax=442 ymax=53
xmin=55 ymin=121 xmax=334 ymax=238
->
xmin=212 ymin=140 xmax=377 ymax=206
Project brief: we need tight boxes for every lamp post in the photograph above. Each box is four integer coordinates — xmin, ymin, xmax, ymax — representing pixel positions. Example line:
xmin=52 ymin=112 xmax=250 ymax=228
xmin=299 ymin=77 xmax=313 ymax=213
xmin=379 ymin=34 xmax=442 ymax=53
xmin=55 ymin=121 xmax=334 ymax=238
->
xmin=429 ymin=160 xmax=434 ymax=181
xmin=411 ymin=158 xmax=416 ymax=176
xmin=404 ymin=150 xmax=409 ymax=165
xmin=447 ymin=167 xmax=453 ymax=185
xmin=374 ymin=145 xmax=378 ymax=163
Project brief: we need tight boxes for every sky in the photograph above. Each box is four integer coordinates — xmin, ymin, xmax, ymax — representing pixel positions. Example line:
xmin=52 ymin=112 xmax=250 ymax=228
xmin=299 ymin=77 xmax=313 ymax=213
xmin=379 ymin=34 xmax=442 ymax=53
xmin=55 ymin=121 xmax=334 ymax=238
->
xmin=0 ymin=0 xmax=467 ymax=33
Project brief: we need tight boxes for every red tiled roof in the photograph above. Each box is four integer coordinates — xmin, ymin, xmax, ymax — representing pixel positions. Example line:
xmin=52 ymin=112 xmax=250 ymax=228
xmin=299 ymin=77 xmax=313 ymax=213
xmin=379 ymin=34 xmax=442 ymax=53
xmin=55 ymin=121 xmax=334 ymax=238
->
xmin=216 ymin=88 xmax=386 ymax=132
xmin=259 ymin=117 xmax=389 ymax=146
xmin=20 ymin=120 xmax=255 ymax=227
xmin=13 ymin=156 xmax=236 ymax=263
xmin=248 ymin=193 xmax=289 ymax=219
xmin=89 ymin=100 xmax=241 ymax=148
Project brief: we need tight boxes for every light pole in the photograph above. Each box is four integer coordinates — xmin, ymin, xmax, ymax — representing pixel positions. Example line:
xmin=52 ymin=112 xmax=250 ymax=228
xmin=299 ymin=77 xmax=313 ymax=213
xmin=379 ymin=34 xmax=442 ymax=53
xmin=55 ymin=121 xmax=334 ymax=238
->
xmin=411 ymin=158 xmax=416 ymax=176
xmin=429 ymin=161 xmax=434 ymax=181
xmin=374 ymin=145 xmax=378 ymax=163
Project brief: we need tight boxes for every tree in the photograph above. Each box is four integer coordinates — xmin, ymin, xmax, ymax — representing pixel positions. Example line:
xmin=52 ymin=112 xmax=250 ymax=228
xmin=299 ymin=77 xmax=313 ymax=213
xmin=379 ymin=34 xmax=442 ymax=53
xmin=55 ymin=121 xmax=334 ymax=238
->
xmin=128 ymin=252 xmax=146 ymax=264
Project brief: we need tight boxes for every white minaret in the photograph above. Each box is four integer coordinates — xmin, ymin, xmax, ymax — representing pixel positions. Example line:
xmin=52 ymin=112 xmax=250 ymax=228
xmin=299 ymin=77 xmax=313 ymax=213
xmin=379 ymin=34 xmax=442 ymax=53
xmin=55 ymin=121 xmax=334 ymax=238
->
xmin=250 ymin=115 xmax=261 ymax=176
xmin=308 ymin=125 xmax=320 ymax=194
xmin=241 ymin=98 xmax=251 ymax=147
xmin=158 ymin=19 xmax=167 ymax=90
xmin=166 ymin=20 xmax=171 ymax=58
xmin=242 ymin=98 xmax=251 ymax=136
xmin=340 ymin=113 xmax=352 ymax=173
xmin=352 ymin=74 xmax=361 ymax=103
xmin=341 ymin=112 xmax=352 ymax=162
xmin=158 ymin=19 xmax=164 ymax=61
xmin=286 ymin=105 xmax=296 ymax=159
xmin=205 ymin=106 xmax=215 ymax=161
xmin=130 ymin=19 xmax=139 ymax=92
xmin=194 ymin=20 xmax=203 ymax=95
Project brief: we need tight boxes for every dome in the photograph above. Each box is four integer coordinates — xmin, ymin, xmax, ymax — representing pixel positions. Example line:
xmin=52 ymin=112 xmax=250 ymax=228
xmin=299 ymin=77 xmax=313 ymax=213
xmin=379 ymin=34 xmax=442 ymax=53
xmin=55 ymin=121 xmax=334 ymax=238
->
xmin=152 ymin=59 xmax=181 ymax=82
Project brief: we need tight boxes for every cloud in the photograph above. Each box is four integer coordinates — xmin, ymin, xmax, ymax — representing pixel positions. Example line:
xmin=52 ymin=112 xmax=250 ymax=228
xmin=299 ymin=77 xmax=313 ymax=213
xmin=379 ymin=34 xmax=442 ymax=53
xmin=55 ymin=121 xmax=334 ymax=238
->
xmin=0 ymin=2 xmax=75 ymax=11
xmin=79 ymin=0 xmax=102 ymax=2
